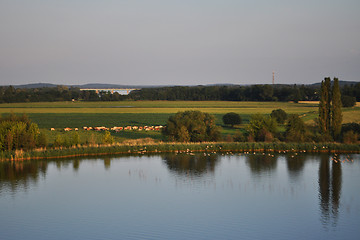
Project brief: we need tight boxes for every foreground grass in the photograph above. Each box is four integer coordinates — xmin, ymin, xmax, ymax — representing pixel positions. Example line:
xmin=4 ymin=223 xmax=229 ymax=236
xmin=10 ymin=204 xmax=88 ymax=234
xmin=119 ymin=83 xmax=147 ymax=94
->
xmin=1 ymin=141 xmax=359 ymax=161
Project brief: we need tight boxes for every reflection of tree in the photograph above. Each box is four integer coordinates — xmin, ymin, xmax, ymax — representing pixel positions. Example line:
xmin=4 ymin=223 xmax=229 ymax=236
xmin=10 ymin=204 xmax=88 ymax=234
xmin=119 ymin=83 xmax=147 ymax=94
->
xmin=245 ymin=154 xmax=278 ymax=174
xmin=73 ymin=159 xmax=80 ymax=171
xmin=0 ymin=161 xmax=48 ymax=193
xmin=163 ymin=153 xmax=219 ymax=176
xmin=319 ymin=155 xmax=330 ymax=223
xmin=318 ymin=154 xmax=342 ymax=226
xmin=0 ymin=156 xmax=117 ymax=193
xmin=331 ymin=159 xmax=342 ymax=219
xmin=103 ymin=157 xmax=111 ymax=170
xmin=285 ymin=154 xmax=306 ymax=180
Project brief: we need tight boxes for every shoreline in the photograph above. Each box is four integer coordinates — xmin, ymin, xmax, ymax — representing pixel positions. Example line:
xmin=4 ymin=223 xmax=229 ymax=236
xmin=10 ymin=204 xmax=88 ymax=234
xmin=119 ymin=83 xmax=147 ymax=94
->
xmin=1 ymin=142 xmax=359 ymax=161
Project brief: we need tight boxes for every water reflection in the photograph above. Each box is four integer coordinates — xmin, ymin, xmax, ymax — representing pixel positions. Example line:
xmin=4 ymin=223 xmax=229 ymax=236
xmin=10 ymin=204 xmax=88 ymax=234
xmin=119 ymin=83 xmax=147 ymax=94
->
xmin=245 ymin=153 xmax=278 ymax=175
xmin=318 ymin=154 xmax=342 ymax=226
xmin=0 ymin=161 xmax=48 ymax=193
xmin=0 ymin=153 xmax=350 ymax=229
xmin=104 ymin=157 xmax=111 ymax=169
xmin=55 ymin=156 xmax=114 ymax=171
xmin=73 ymin=159 xmax=80 ymax=171
xmin=0 ymin=157 xmax=115 ymax=194
xmin=162 ymin=153 xmax=219 ymax=177
xmin=285 ymin=154 xmax=306 ymax=180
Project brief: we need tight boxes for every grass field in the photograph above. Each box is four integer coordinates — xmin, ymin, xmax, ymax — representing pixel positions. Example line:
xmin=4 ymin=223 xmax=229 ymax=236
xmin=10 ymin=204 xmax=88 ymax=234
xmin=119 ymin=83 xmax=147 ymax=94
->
xmin=0 ymin=101 xmax=320 ymax=114
xmin=0 ymin=100 xmax=319 ymax=109
xmin=1 ymin=101 xmax=359 ymax=143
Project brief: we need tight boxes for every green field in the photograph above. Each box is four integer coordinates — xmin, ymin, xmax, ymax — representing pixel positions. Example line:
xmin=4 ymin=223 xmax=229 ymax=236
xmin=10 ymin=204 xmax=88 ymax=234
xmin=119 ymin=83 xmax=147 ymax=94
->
xmin=1 ymin=101 xmax=359 ymax=143
xmin=0 ymin=100 xmax=320 ymax=113
xmin=0 ymin=100 xmax=319 ymax=109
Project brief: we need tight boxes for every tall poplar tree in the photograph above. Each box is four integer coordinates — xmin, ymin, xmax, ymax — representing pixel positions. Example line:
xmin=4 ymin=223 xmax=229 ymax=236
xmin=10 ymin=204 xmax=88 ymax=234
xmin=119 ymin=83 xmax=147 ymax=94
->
xmin=319 ymin=77 xmax=331 ymax=135
xmin=331 ymin=78 xmax=342 ymax=140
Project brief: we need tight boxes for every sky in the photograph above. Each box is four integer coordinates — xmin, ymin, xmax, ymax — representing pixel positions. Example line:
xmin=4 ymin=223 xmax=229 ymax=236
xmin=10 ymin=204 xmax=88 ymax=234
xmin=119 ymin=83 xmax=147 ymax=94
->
xmin=0 ymin=0 xmax=359 ymax=86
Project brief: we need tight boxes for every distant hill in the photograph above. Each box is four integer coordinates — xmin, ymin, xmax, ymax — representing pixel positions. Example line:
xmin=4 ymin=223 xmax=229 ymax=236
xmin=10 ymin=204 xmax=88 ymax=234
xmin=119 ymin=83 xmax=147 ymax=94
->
xmin=73 ymin=83 xmax=141 ymax=89
xmin=309 ymin=80 xmax=359 ymax=88
xmin=9 ymin=83 xmax=171 ymax=89
xmin=5 ymin=80 xmax=358 ymax=89
xmin=12 ymin=83 xmax=58 ymax=88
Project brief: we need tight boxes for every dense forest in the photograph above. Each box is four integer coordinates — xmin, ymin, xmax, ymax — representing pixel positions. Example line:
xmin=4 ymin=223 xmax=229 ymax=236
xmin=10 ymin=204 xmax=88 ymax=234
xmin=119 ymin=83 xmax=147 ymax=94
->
xmin=128 ymin=84 xmax=315 ymax=101
xmin=0 ymin=83 xmax=359 ymax=105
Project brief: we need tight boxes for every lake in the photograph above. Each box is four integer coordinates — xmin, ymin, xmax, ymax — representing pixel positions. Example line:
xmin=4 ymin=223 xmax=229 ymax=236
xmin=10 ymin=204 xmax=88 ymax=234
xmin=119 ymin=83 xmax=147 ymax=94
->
xmin=1 ymin=153 xmax=359 ymax=240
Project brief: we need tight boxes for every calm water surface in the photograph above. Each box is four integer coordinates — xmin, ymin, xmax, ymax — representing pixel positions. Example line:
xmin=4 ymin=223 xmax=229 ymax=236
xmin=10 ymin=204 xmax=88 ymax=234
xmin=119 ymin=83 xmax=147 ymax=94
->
xmin=1 ymin=153 xmax=359 ymax=240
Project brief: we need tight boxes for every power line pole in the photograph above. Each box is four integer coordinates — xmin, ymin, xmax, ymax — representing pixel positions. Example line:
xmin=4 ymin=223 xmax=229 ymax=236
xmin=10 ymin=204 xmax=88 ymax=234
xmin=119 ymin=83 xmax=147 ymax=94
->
xmin=272 ymin=71 xmax=275 ymax=85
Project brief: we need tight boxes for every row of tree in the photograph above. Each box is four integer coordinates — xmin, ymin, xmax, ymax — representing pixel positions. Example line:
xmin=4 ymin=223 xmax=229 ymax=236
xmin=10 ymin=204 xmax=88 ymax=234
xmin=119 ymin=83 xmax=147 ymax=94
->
xmin=127 ymin=83 xmax=358 ymax=105
xmin=128 ymin=85 xmax=316 ymax=102
xmin=1 ymin=83 xmax=358 ymax=105
xmin=0 ymin=86 xmax=127 ymax=103
xmin=319 ymin=78 xmax=342 ymax=141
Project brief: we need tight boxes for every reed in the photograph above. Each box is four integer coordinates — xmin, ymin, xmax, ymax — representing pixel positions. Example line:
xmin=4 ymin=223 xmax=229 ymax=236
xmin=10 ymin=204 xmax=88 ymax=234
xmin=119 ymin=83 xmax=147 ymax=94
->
xmin=1 ymin=141 xmax=359 ymax=161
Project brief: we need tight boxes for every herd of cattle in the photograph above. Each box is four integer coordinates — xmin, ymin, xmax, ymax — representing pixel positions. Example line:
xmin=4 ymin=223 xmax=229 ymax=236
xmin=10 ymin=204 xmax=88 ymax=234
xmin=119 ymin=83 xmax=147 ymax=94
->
xmin=50 ymin=125 xmax=165 ymax=132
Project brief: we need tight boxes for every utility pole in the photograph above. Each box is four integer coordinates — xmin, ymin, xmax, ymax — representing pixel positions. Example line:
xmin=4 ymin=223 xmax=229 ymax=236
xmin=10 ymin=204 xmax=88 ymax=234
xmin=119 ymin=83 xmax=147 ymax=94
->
xmin=272 ymin=71 xmax=275 ymax=85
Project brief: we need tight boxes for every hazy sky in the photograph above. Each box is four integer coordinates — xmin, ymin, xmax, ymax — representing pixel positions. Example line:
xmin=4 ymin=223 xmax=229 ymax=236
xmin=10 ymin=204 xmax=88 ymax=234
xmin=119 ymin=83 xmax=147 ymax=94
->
xmin=1 ymin=0 xmax=359 ymax=86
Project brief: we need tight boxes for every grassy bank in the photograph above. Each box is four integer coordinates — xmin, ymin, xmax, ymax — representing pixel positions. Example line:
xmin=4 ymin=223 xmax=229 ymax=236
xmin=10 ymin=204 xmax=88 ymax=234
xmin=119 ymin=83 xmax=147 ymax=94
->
xmin=1 ymin=141 xmax=359 ymax=161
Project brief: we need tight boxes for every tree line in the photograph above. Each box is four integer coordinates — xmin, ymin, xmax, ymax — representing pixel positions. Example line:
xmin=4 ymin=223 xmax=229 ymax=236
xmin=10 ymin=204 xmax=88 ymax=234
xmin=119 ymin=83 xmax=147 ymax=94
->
xmin=1 ymin=83 xmax=359 ymax=106
xmin=128 ymin=84 xmax=316 ymax=102
xmin=127 ymin=83 xmax=358 ymax=105
xmin=0 ymin=85 xmax=126 ymax=103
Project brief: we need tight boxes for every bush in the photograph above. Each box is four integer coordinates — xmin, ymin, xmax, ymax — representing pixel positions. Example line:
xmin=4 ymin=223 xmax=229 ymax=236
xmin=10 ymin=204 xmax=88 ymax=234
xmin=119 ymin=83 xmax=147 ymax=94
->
xmin=71 ymin=132 xmax=80 ymax=146
xmin=54 ymin=135 xmax=64 ymax=147
xmin=163 ymin=111 xmax=221 ymax=142
xmin=87 ymin=133 xmax=96 ymax=145
xmin=247 ymin=114 xmax=278 ymax=142
xmin=342 ymin=131 xmax=358 ymax=144
xmin=37 ymin=132 xmax=47 ymax=148
xmin=341 ymin=123 xmax=360 ymax=136
xmin=233 ymin=131 xmax=246 ymax=142
xmin=0 ymin=114 xmax=40 ymax=151
xmin=341 ymin=95 xmax=356 ymax=108
xmin=285 ymin=114 xmax=307 ymax=142
xmin=222 ymin=112 xmax=242 ymax=127
xmin=102 ymin=131 xmax=115 ymax=144
xmin=270 ymin=109 xmax=288 ymax=124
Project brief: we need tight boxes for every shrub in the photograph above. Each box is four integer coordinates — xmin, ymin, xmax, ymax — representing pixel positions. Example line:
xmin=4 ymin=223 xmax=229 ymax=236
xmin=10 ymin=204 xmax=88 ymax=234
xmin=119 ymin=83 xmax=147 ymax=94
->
xmin=225 ymin=134 xmax=233 ymax=142
xmin=247 ymin=114 xmax=278 ymax=142
xmin=87 ymin=133 xmax=96 ymax=145
xmin=341 ymin=95 xmax=356 ymax=108
xmin=222 ymin=112 xmax=242 ymax=127
xmin=54 ymin=135 xmax=64 ymax=147
xmin=0 ymin=114 xmax=40 ymax=151
xmin=285 ymin=114 xmax=307 ymax=142
xmin=233 ymin=131 xmax=246 ymax=142
xmin=342 ymin=131 xmax=358 ymax=144
xmin=71 ymin=132 xmax=80 ymax=146
xmin=270 ymin=109 xmax=288 ymax=124
xmin=341 ymin=123 xmax=360 ymax=135
xmin=163 ymin=111 xmax=221 ymax=142
xmin=37 ymin=132 xmax=47 ymax=148
xmin=102 ymin=131 xmax=115 ymax=144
